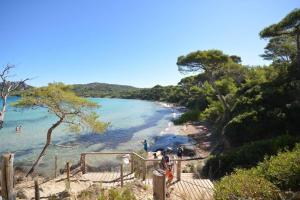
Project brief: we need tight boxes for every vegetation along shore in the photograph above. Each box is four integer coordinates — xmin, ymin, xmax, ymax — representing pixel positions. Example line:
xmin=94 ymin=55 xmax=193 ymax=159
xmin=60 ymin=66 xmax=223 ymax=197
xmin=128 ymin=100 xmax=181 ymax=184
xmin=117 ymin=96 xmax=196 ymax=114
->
xmin=0 ymin=5 xmax=300 ymax=200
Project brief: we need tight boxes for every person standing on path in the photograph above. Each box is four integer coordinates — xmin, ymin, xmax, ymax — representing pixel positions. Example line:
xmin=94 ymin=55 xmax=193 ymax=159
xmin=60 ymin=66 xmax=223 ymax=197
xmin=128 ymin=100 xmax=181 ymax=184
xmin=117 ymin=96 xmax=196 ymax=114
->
xmin=177 ymin=145 xmax=184 ymax=159
xmin=143 ymin=139 xmax=148 ymax=152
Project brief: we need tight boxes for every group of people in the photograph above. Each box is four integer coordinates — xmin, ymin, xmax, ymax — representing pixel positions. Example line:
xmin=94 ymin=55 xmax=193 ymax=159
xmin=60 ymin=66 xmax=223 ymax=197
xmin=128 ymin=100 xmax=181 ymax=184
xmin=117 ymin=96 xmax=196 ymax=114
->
xmin=142 ymin=139 xmax=184 ymax=187
xmin=159 ymin=150 xmax=174 ymax=186
xmin=15 ymin=125 xmax=22 ymax=133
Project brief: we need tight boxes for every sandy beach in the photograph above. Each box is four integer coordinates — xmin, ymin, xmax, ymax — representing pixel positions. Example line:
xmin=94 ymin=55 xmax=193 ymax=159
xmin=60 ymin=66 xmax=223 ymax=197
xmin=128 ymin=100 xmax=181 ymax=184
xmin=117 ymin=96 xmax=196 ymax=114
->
xmin=175 ymin=123 xmax=216 ymax=158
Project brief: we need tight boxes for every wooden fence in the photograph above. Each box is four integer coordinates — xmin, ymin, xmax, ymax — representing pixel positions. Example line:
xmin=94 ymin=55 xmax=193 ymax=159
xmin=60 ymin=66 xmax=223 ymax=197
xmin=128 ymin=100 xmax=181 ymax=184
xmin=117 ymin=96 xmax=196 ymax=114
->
xmin=80 ymin=151 xmax=205 ymax=182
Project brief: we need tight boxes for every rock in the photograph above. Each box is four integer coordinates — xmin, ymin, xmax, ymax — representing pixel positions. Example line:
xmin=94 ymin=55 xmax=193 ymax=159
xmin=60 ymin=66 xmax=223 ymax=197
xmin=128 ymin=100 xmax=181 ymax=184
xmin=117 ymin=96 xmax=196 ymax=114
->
xmin=293 ymin=192 xmax=300 ymax=200
xmin=16 ymin=189 xmax=28 ymax=199
xmin=58 ymin=190 xmax=71 ymax=198
xmin=284 ymin=191 xmax=300 ymax=200
xmin=58 ymin=190 xmax=77 ymax=200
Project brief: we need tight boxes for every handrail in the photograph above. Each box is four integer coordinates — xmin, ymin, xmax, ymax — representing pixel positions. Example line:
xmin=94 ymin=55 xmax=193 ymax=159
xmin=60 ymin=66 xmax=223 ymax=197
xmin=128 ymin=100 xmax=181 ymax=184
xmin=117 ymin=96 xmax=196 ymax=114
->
xmin=82 ymin=152 xmax=132 ymax=155
xmin=81 ymin=151 xmax=205 ymax=162
xmin=79 ymin=151 xmax=206 ymax=182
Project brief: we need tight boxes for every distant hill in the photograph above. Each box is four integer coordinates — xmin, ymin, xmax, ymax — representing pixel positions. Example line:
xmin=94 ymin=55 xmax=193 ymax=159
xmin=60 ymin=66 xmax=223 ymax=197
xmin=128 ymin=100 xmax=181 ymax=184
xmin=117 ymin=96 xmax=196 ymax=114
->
xmin=11 ymin=82 xmax=142 ymax=98
xmin=71 ymin=82 xmax=141 ymax=98
xmin=1 ymin=82 xmax=33 ymax=96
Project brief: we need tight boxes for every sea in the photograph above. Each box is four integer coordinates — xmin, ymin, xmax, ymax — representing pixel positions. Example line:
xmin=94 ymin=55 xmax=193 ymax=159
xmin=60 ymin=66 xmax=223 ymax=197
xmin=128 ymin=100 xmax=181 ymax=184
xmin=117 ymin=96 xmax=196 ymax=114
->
xmin=0 ymin=97 xmax=194 ymax=175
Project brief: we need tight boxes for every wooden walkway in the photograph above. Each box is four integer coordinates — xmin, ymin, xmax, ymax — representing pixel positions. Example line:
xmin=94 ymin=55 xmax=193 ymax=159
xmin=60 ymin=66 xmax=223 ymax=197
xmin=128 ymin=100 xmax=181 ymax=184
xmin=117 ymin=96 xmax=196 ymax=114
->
xmin=82 ymin=172 xmax=214 ymax=200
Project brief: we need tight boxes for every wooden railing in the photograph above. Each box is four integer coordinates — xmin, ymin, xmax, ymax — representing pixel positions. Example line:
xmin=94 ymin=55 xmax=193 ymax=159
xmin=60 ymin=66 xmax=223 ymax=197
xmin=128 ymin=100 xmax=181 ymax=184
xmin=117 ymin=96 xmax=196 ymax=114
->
xmin=80 ymin=151 xmax=205 ymax=181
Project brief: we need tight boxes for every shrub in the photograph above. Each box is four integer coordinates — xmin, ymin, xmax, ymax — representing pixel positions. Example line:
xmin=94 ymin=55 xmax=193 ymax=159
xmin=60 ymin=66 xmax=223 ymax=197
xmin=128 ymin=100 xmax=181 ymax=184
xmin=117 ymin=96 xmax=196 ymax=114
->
xmin=98 ymin=187 xmax=136 ymax=200
xmin=256 ymin=143 xmax=300 ymax=191
xmin=214 ymin=169 xmax=281 ymax=200
xmin=173 ymin=110 xmax=200 ymax=125
xmin=201 ymin=134 xmax=299 ymax=179
xmin=225 ymin=79 xmax=300 ymax=147
xmin=214 ymin=143 xmax=300 ymax=198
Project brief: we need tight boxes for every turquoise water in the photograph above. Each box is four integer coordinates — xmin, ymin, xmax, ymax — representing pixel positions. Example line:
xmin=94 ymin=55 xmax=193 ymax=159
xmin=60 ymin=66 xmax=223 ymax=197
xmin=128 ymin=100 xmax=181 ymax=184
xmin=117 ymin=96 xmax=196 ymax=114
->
xmin=0 ymin=97 xmax=189 ymax=175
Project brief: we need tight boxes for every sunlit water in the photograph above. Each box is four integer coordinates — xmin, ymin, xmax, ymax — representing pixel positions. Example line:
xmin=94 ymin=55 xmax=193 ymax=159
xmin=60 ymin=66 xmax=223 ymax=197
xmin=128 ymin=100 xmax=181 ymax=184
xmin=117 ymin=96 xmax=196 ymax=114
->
xmin=0 ymin=97 xmax=194 ymax=176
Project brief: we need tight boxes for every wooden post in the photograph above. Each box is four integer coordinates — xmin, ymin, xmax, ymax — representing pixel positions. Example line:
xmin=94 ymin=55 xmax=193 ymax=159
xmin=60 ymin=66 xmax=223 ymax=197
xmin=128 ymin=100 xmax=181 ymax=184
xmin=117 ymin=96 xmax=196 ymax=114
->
xmin=130 ymin=154 xmax=134 ymax=174
xmin=54 ymin=155 xmax=58 ymax=178
xmin=176 ymin=160 xmax=181 ymax=181
xmin=66 ymin=162 xmax=70 ymax=183
xmin=1 ymin=153 xmax=15 ymax=200
xmin=153 ymin=170 xmax=166 ymax=200
xmin=34 ymin=178 xmax=40 ymax=200
xmin=143 ymin=160 xmax=147 ymax=181
xmin=120 ymin=164 xmax=124 ymax=187
xmin=80 ymin=154 xmax=86 ymax=174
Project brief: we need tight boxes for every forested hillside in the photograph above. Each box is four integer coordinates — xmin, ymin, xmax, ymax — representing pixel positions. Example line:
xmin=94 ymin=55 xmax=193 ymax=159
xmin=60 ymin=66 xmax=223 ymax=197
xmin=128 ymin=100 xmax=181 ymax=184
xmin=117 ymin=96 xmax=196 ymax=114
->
xmin=71 ymin=82 xmax=141 ymax=98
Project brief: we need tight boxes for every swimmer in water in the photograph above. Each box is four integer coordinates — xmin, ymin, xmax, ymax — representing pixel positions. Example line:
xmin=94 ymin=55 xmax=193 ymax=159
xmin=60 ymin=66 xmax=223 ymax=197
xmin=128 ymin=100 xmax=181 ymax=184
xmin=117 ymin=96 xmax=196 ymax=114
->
xmin=16 ymin=125 xmax=22 ymax=133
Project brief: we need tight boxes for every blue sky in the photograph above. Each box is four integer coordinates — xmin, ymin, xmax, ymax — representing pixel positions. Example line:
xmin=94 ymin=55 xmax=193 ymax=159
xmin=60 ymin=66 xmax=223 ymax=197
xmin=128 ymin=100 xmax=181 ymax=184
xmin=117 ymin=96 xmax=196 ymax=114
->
xmin=0 ymin=1 xmax=299 ymax=88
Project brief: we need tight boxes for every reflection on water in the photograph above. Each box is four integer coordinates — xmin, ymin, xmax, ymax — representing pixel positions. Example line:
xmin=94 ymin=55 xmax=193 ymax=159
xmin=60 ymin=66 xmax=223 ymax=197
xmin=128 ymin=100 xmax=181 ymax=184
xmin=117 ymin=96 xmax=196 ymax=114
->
xmin=0 ymin=97 xmax=190 ymax=176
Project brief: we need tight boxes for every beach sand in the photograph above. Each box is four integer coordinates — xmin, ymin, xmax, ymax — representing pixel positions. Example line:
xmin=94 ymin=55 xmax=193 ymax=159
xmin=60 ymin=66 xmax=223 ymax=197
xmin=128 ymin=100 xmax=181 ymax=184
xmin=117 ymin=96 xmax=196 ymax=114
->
xmin=175 ymin=123 xmax=216 ymax=158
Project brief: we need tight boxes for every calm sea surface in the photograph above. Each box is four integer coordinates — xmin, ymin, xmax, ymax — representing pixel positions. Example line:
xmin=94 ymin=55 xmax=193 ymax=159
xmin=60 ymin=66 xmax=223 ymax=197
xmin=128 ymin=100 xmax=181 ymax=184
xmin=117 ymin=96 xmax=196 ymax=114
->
xmin=0 ymin=97 xmax=192 ymax=175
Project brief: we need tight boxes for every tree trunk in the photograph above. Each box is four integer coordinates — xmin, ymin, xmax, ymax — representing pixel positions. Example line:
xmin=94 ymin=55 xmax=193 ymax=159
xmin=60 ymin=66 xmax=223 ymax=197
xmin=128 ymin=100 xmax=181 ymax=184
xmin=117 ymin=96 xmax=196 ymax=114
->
xmin=220 ymin=113 xmax=231 ymax=150
xmin=296 ymin=32 xmax=300 ymax=77
xmin=209 ymin=74 xmax=230 ymax=113
xmin=208 ymin=73 xmax=231 ymax=150
xmin=26 ymin=117 xmax=64 ymax=177
xmin=0 ymin=96 xmax=7 ymax=129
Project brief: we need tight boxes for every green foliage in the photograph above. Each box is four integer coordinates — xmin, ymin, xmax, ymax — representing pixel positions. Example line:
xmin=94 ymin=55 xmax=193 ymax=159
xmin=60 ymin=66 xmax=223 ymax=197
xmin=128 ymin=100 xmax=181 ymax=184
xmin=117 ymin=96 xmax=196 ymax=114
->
xmin=214 ymin=169 xmax=281 ymax=200
xmin=173 ymin=110 xmax=201 ymax=125
xmin=260 ymin=8 xmax=300 ymax=75
xmin=244 ymin=65 xmax=279 ymax=85
xmin=13 ymin=83 xmax=109 ymax=133
xmin=215 ymin=144 xmax=300 ymax=198
xmin=261 ymin=35 xmax=296 ymax=65
xmin=202 ymin=135 xmax=299 ymax=179
xmin=76 ymin=185 xmax=136 ymax=200
xmin=72 ymin=82 xmax=140 ymax=98
xmin=177 ymin=50 xmax=232 ymax=73
xmin=260 ymin=8 xmax=300 ymax=38
xmin=98 ymin=187 xmax=136 ymax=200
xmin=255 ymin=143 xmax=300 ymax=191
xmin=225 ymin=76 xmax=300 ymax=146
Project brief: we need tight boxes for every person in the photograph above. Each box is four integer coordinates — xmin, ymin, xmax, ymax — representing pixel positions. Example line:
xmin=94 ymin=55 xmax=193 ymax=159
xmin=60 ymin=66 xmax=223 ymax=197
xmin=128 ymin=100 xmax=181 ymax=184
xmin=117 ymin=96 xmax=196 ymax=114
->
xmin=159 ymin=151 xmax=169 ymax=170
xmin=177 ymin=145 xmax=184 ymax=159
xmin=166 ymin=147 xmax=173 ymax=154
xmin=122 ymin=154 xmax=130 ymax=165
xmin=143 ymin=140 xmax=148 ymax=152
xmin=166 ymin=162 xmax=174 ymax=186
xmin=165 ymin=159 xmax=174 ymax=198
xmin=16 ymin=126 xmax=19 ymax=132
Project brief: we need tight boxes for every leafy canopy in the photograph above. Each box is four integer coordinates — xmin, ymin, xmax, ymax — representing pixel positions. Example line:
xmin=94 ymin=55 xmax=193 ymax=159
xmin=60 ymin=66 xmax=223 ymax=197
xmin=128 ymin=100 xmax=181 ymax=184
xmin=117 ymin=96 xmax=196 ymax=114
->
xmin=260 ymin=8 xmax=300 ymax=37
xmin=261 ymin=35 xmax=296 ymax=64
xmin=13 ymin=83 xmax=108 ymax=133
xmin=177 ymin=50 xmax=231 ymax=73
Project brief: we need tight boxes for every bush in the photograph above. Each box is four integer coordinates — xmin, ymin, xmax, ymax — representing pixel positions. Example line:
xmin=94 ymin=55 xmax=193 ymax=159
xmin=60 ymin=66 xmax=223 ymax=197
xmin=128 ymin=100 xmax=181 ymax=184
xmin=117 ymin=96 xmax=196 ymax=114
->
xmin=214 ymin=143 xmax=300 ymax=199
xmin=225 ymin=79 xmax=300 ymax=147
xmin=173 ymin=110 xmax=200 ymax=125
xmin=98 ymin=187 xmax=136 ymax=200
xmin=201 ymin=134 xmax=299 ymax=179
xmin=214 ymin=169 xmax=281 ymax=200
xmin=256 ymin=143 xmax=300 ymax=191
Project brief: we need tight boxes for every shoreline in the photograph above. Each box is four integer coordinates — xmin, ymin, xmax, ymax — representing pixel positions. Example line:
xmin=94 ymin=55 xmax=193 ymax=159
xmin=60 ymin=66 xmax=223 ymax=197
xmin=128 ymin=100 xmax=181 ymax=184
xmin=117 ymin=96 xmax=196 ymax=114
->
xmin=174 ymin=123 xmax=215 ymax=158
xmin=10 ymin=100 xmax=216 ymax=199
xmin=157 ymin=101 xmax=214 ymax=158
